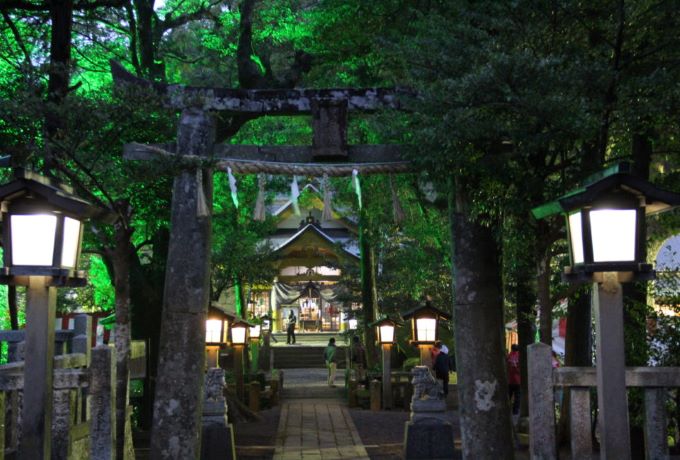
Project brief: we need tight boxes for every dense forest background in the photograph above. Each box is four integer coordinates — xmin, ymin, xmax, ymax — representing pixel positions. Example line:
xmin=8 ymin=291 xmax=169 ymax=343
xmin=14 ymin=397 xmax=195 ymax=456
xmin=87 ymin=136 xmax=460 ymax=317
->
xmin=2 ymin=0 xmax=680 ymax=455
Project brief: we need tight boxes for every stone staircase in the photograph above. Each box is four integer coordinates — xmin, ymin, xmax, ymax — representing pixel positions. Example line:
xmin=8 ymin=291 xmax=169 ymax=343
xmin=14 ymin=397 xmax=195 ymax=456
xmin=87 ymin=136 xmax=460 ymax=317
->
xmin=273 ymin=345 xmax=347 ymax=369
xmin=279 ymin=368 xmax=346 ymax=400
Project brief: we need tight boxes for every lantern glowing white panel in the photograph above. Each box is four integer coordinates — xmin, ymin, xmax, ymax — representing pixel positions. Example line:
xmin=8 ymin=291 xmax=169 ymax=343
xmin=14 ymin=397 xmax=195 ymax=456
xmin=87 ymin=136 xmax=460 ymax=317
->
xmin=568 ymin=212 xmax=584 ymax=264
xmin=348 ymin=319 xmax=358 ymax=330
xmin=10 ymin=214 xmax=57 ymax=266
xmin=379 ymin=324 xmax=395 ymax=344
xmin=61 ymin=217 xmax=82 ymax=268
xmin=249 ymin=324 xmax=261 ymax=340
xmin=231 ymin=325 xmax=247 ymax=345
xmin=415 ymin=317 xmax=437 ymax=342
xmin=590 ymin=209 xmax=637 ymax=262
xmin=206 ymin=319 xmax=223 ymax=344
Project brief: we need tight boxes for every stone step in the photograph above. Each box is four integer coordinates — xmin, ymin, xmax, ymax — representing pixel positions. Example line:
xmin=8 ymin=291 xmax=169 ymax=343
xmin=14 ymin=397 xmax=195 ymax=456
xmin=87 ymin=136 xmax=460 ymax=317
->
xmin=273 ymin=346 xmax=347 ymax=369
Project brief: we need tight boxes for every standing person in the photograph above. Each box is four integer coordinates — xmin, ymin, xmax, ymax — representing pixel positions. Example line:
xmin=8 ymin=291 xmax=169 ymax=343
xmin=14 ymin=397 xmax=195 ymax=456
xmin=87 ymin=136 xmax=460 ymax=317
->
xmin=351 ymin=336 xmax=367 ymax=384
xmin=507 ymin=344 xmax=521 ymax=418
xmin=324 ymin=338 xmax=338 ymax=387
xmin=286 ymin=310 xmax=296 ymax=345
xmin=433 ymin=341 xmax=450 ymax=397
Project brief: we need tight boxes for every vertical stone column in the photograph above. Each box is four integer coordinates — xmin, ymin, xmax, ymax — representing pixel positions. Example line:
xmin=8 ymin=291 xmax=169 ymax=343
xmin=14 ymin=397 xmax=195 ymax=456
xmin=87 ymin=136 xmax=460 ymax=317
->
xmin=151 ymin=107 xmax=215 ymax=460
xmin=644 ymin=388 xmax=668 ymax=460
xmin=527 ymin=343 xmax=556 ymax=460
xmin=19 ymin=276 xmax=56 ymax=460
xmin=569 ymin=387 xmax=592 ymax=458
xmin=593 ymin=277 xmax=631 ymax=459
xmin=90 ymin=345 xmax=117 ymax=460
xmin=200 ymin=368 xmax=235 ymax=460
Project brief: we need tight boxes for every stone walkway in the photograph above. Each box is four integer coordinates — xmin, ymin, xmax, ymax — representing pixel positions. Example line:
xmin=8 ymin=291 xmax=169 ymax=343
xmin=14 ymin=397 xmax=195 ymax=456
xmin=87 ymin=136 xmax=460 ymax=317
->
xmin=273 ymin=369 xmax=369 ymax=460
xmin=274 ymin=400 xmax=369 ymax=460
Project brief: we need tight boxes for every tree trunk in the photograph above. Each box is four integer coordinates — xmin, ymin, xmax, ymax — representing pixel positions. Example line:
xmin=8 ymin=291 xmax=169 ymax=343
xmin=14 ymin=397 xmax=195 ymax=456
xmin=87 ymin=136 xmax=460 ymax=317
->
xmin=515 ymin=268 xmax=534 ymax=417
xmin=111 ymin=219 xmax=133 ymax=460
xmin=44 ymin=0 xmax=74 ymax=175
xmin=623 ymin=131 xmax=653 ymax=457
xmin=359 ymin=212 xmax=378 ymax=368
xmin=133 ymin=0 xmax=164 ymax=81
xmin=451 ymin=185 xmax=514 ymax=459
xmin=536 ymin=252 xmax=552 ymax=345
xmin=150 ymin=108 xmax=215 ymax=459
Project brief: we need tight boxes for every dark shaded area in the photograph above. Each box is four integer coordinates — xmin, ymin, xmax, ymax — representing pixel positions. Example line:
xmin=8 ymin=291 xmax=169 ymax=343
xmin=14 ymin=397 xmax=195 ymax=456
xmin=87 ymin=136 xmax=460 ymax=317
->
xmin=233 ymin=406 xmax=280 ymax=460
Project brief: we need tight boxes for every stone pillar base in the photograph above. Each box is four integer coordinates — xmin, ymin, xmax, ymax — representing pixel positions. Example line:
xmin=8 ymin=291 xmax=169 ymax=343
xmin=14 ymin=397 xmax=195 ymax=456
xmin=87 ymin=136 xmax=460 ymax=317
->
xmin=403 ymin=419 xmax=455 ymax=460
xmin=201 ymin=421 xmax=236 ymax=460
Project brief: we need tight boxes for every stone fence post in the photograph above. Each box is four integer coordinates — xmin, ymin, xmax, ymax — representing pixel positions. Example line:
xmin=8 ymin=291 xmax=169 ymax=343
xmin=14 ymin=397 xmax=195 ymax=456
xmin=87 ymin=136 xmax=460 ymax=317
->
xmin=90 ymin=345 xmax=116 ymax=460
xmin=527 ymin=343 xmax=556 ymax=460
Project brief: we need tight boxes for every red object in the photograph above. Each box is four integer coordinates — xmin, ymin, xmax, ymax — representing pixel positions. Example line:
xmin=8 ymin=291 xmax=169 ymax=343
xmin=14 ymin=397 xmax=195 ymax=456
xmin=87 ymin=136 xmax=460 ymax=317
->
xmin=57 ymin=312 xmax=111 ymax=346
xmin=507 ymin=350 xmax=520 ymax=385
xmin=559 ymin=318 xmax=567 ymax=337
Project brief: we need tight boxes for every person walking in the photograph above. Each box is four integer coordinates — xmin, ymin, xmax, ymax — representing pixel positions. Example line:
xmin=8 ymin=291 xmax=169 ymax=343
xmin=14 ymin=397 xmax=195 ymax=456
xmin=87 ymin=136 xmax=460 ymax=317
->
xmin=350 ymin=336 xmax=367 ymax=384
xmin=286 ymin=310 xmax=296 ymax=345
xmin=324 ymin=338 xmax=338 ymax=387
xmin=507 ymin=344 xmax=521 ymax=418
xmin=432 ymin=341 xmax=450 ymax=397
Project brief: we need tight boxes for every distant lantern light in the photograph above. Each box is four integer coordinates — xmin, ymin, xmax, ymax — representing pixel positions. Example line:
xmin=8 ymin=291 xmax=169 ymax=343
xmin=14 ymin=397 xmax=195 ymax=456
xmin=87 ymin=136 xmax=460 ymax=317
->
xmin=532 ymin=162 xmax=680 ymax=282
xmin=402 ymin=301 xmax=451 ymax=345
xmin=230 ymin=319 xmax=249 ymax=345
xmin=205 ymin=319 xmax=226 ymax=345
xmin=249 ymin=324 xmax=261 ymax=341
xmin=348 ymin=318 xmax=358 ymax=330
xmin=373 ymin=317 xmax=397 ymax=345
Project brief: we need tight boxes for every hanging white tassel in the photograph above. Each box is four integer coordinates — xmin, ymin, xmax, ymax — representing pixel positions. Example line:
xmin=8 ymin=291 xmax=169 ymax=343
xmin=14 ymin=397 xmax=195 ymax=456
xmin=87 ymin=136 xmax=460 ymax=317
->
xmin=352 ymin=169 xmax=362 ymax=210
xmin=227 ymin=167 xmax=239 ymax=208
xmin=390 ymin=175 xmax=405 ymax=224
xmin=322 ymin=173 xmax=333 ymax=222
xmin=196 ymin=169 xmax=209 ymax=217
xmin=291 ymin=175 xmax=301 ymax=216
xmin=253 ymin=173 xmax=266 ymax=221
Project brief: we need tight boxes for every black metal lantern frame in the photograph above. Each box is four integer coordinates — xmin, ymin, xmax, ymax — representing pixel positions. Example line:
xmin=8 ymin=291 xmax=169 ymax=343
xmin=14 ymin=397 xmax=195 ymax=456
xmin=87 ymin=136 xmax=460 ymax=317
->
xmin=0 ymin=170 xmax=115 ymax=286
xmin=532 ymin=163 xmax=680 ymax=283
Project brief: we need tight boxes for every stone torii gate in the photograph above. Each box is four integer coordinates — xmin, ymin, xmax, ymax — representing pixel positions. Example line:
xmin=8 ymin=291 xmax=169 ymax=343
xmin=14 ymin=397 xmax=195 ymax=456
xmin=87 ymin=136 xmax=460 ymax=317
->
xmin=112 ymin=62 xmax=411 ymax=458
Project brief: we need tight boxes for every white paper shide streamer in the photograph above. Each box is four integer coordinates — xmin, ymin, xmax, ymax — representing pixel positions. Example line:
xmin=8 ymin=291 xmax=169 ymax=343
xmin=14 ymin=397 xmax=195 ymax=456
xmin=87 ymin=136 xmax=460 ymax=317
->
xmin=291 ymin=175 xmax=301 ymax=216
xmin=196 ymin=169 xmax=209 ymax=217
xmin=227 ymin=167 xmax=239 ymax=208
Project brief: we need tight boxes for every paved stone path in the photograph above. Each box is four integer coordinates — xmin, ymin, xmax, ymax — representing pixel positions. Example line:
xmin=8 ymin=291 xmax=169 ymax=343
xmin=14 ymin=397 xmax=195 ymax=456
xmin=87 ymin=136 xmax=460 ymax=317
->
xmin=273 ymin=369 xmax=369 ymax=460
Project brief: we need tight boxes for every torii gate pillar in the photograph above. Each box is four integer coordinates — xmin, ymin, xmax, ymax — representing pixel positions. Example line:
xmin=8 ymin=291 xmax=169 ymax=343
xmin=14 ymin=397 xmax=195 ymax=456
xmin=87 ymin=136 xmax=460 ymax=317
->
xmin=150 ymin=107 xmax=214 ymax=459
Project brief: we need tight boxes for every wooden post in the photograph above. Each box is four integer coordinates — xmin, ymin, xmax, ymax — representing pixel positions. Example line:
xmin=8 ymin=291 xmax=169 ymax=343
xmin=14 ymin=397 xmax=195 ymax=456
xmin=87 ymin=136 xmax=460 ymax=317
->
xmin=418 ymin=345 xmax=431 ymax=369
xmin=248 ymin=381 xmax=260 ymax=412
xmin=527 ymin=342 xmax=556 ymax=460
xmin=206 ymin=346 xmax=219 ymax=369
xmin=19 ymin=276 xmax=56 ymax=460
xmin=593 ymin=277 xmax=631 ymax=459
xmin=150 ymin=107 xmax=215 ymax=459
xmin=381 ymin=344 xmax=392 ymax=410
xmin=90 ymin=345 xmax=117 ymax=460
xmin=569 ymin=388 xmax=593 ymax=459
xmin=369 ymin=379 xmax=381 ymax=411
xmin=643 ymin=388 xmax=668 ymax=460
xmin=233 ymin=345 xmax=245 ymax=401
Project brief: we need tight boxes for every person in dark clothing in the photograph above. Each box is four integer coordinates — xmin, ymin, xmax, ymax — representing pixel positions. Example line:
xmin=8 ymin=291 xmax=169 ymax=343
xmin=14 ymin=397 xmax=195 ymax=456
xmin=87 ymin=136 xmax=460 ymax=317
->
xmin=286 ymin=310 xmax=296 ymax=344
xmin=433 ymin=341 xmax=450 ymax=397
xmin=507 ymin=344 xmax=521 ymax=416
xmin=350 ymin=336 xmax=367 ymax=383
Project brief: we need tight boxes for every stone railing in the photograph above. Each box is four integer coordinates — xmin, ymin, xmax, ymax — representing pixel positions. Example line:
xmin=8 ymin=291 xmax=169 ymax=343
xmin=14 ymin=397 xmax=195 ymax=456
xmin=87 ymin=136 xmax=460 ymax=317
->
xmin=528 ymin=342 xmax=680 ymax=459
xmin=0 ymin=314 xmax=118 ymax=460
